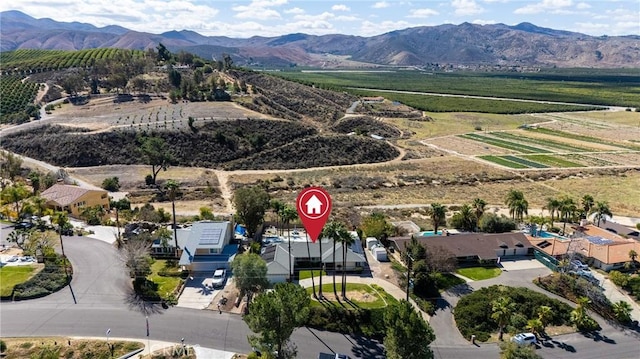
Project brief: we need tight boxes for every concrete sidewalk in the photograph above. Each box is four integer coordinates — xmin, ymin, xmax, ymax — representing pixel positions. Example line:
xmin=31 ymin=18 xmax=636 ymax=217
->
xmin=592 ymin=271 xmax=640 ymax=322
xmin=298 ymin=275 xmax=430 ymax=322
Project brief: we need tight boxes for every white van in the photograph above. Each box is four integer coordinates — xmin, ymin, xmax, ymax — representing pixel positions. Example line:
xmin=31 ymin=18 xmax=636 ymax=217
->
xmin=511 ymin=332 xmax=537 ymax=346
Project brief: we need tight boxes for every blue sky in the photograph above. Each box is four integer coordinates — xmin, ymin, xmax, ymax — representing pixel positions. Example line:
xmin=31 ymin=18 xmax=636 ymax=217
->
xmin=3 ymin=0 xmax=639 ymax=37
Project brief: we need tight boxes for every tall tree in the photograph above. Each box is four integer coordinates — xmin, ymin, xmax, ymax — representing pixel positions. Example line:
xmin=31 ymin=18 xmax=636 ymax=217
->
xmin=491 ymin=296 xmax=516 ymax=341
xmin=28 ymin=171 xmax=41 ymax=194
xmin=165 ymin=179 xmax=180 ymax=252
xmin=0 ymin=151 xmax=23 ymax=181
xmin=270 ymin=200 xmax=285 ymax=236
xmin=1 ymin=183 xmax=30 ymax=221
xmin=472 ymin=198 xmax=487 ymax=227
xmin=140 ymin=137 xmax=173 ymax=185
xmin=505 ymin=190 xmax=528 ymax=222
xmin=51 ymin=211 xmax=70 ymax=257
xmin=341 ymin=231 xmax=356 ymax=299
xmin=544 ymin=197 xmax=561 ymax=223
xmin=231 ymin=253 xmax=269 ymax=303
xmin=558 ymin=196 xmax=577 ymax=234
xmin=581 ymin=195 xmax=595 ymax=217
xmin=121 ymin=237 xmax=152 ymax=283
xmin=244 ymin=283 xmax=310 ymax=359
xmin=592 ymin=201 xmax=612 ymax=227
xmin=281 ymin=205 xmax=298 ymax=279
xmin=321 ymin=221 xmax=350 ymax=299
xmin=383 ymin=300 xmax=435 ymax=359
xmin=450 ymin=204 xmax=476 ymax=232
xmin=233 ymin=186 xmax=270 ymax=239
xmin=629 ymin=250 xmax=638 ymax=268
xmin=428 ymin=203 xmax=447 ymax=234
xmin=360 ymin=212 xmax=393 ymax=240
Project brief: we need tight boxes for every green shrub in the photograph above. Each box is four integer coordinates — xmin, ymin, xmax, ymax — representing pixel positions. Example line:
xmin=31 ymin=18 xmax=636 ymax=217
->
xmin=609 ymin=271 xmax=630 ymax=287
xmin=12 ymin=255 xmax=70 ymax=300
xmin=412 ymin=296 xmax=436 ymax=315
xmin=101 ymin=176 xmax=120 ymax=191
xmin=454 ymin=285 xmax=575 ymax=342
xmin=306 ymin=306 xmax=386 ymax=339
xmin=0 ymin=340 xmax=6 ymax=352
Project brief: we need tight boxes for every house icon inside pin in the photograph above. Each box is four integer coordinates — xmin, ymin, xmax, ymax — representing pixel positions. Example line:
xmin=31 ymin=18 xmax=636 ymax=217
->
xmin=305 ymin=194 xmax=323 ymax=215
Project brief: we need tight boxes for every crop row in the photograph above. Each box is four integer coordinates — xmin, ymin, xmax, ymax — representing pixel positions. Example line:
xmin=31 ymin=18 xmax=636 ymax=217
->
xmin=526 ymin=128 xmax=640 ymax=151
xmin=563 ymin=154 xmax=619 ymax=167
xmin=0 ymin=76 xmax=39 ymax=123
xmin=490 ymin=131 xmax=592 ymax=153
xmin=1 ymin=49 xmax=146 ymax=75
xmin=460 ymin=133 xmax=551 ymax=153
xmin=520 ymin=154 xmax=585 ymax=168
xmin=502 ymin=155 xmax=549 ymax=168
xmin=276 ymin=69 xmax=640 ymax=108
xmin=345 ymin=88 xmax=599 ymax=114
xmin=478 ymin=155 xmax=528 ymax=169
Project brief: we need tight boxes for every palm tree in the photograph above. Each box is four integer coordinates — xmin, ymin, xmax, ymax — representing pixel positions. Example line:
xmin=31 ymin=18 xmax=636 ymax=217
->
xmin=544 ymin=197 xmax=561 ymax=224
xmin=559 ymin=196 xmax=577 ymax=235
xmin=165 ymin=179 xmax=180 ymax=253
xmin=491 ymin=296 xmax=516 ymax=341
xmin=537 ymin=305 xmax=553 ymax=332
xmin=592 ymin=201 xmax=612 ymax=227
xmin=30 ymin=196 xmax=47 ymax=218
xmin=305 ymin=231 xmax=317 ymax=299
xmin=526 ymin=318 xmax=544 ymax=338
xmin=505 ymin=190 xmax=528 ymax=222
xmin=341 ymin=230 xmax=356 ymax=299
xmin=457 ymin=204 xmax=476 ymax=232
xmin=612 ymin=300 xmax=633 ymax=323
xmin=472 ymin=198 xmax=486 ymax=229
xmin=429 ymin=203 xmax=447 ymax=234
xmin=581 ymin=195 xmax=594 ymax=217
xmin=51 ymin=211 xmax=69 ymax=257
xmin=570 ymin=296 xmax=590 ymax=328
xmin=321 ymin=221 xmax=349 ymax=299
xmin=281 ymin=205 xmax=298 ymax=280
xmin=270 ymin=200 xmax=285 ymax=236
xmin=629 ymin=250 xmax=638 ymax=268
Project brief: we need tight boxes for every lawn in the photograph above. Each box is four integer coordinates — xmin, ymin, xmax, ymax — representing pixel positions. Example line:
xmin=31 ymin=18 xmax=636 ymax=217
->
xmin=432 ymin=272 xmax=467 ymax=291
xmin=149 ymin=260 xmax=183 ymax=299
xmin=456 ymin=267 xmax=502 ymax=281
xmin=306 ymin=283 xmax=389 ymax=309
xmin=298 ymin=269 xmax=327 ymax=280
xmin=0 ymin=265 xmax=37 ymax=297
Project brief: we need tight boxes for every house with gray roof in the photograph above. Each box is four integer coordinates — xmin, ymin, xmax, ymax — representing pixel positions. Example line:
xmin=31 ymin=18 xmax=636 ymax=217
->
xmin=261 ymin=236 xmax=366 ymax=283
xmin=178 ymin=221 xmax=238 ymax=273
xmin=390 ymin=232 xmax=534 ymax=265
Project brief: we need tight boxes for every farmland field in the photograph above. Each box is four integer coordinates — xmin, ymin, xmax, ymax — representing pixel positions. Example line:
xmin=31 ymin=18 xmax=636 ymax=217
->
xmin=276 ymin=69 xmax=640 ymax=107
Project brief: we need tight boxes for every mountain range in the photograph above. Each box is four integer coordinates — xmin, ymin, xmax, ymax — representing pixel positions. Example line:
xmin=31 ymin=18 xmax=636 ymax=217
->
xmin=2 ymin=10 xmax=639 ymax=68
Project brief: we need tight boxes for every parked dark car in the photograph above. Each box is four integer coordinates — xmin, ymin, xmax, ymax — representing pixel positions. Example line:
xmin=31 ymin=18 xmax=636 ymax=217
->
xmin=14 ymin=222 xmax=34 ymax=230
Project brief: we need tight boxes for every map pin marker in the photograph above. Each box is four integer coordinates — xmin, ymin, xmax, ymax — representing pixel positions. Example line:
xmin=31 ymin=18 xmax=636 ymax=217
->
xmin=296 ymin=186 xmax=332 ymax=243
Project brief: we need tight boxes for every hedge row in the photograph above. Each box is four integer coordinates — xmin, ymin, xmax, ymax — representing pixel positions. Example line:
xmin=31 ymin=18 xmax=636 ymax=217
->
xmin=12 ymin=255 xmax=71 ymax=300
xmin=306 ymin=306 xmax=386 ymax=339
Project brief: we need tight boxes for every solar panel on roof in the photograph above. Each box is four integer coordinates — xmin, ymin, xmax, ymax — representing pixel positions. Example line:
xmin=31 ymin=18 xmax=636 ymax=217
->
xmin=538 ymin=241 xmax=551 ymax=249
xmin=199 ymin=228 xmax=222 ymax=245
xmin=586 ymin=236 xmax=614 ymax=245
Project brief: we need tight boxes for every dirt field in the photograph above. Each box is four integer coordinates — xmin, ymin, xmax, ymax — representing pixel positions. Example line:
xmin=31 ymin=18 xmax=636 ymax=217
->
xmin=422 ymin=135 xmax=512 ymax=156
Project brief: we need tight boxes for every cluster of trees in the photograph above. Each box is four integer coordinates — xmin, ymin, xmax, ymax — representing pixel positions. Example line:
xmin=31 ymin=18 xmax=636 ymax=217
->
xmin=542 ymin=194 xmax=612 ymax=233
xmin=402 ymin=236 xmax=457 ymax=299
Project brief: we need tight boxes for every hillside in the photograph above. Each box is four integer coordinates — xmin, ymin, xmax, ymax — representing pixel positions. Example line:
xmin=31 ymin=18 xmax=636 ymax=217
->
xmin=2 ymin=10 xmax=639 ymax=68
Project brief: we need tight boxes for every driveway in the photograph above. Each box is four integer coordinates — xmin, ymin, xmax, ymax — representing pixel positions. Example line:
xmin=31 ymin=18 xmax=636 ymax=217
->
xmin=25 ymin=235 xmax=131 ymax=308
xmin=177 ymin=276 xmax=223 ymax=309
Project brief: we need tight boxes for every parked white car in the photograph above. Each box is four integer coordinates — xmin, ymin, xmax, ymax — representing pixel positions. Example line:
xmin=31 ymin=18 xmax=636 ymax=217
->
xmin=212 ymin=269 xmax=226 ymax=288
xmin=571 ymin=260 xmax=588 ymax=270
xmin=511 ymin=332 xmax=537 ymax=346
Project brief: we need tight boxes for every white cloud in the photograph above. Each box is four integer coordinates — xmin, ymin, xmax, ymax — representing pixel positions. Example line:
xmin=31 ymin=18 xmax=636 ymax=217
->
xmin=360 ymin=20 xmax=413 ymax=36
xmin=576 ymin=2 xmax=591 ymax=9
xmin=284 ymin=7 xmax=305 ymax=14
xmin=472 ymin=19 xmax=498 ymax=25
xmin=233 ymin=0 xmax=288 ymax=20
xmin=335 ymin=15 xmax=360 ymax=21
xmin=331 ymin=4 xmax=350 ymax=11
xmin=372 ymin=1 xmax=391 ymax=9
xmin=514 ymin=0 xmax=573 ymax=15
xmin=451 ymin=0 xmax=484 ymax=16
xmin=407 ymin=8 xmax=439 ymax=18
xmin=294 ymin=12 xmax=335 ymax=21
